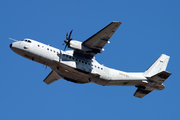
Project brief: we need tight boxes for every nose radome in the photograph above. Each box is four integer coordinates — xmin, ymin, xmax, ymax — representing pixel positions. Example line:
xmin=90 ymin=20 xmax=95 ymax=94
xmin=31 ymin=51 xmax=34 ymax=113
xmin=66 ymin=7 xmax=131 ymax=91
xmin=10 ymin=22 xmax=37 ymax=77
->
xmin=10 ymin=43 xmax=12 ymax=48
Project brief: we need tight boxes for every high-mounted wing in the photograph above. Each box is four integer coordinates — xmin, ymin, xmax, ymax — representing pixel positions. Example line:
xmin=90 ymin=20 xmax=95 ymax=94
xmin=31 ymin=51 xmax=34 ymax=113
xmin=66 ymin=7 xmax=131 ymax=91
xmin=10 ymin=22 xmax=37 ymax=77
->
xmin=83 ymin=21 xmax=121 ymax=50
xmin=74 ymin=21 xmax=121 ymax=57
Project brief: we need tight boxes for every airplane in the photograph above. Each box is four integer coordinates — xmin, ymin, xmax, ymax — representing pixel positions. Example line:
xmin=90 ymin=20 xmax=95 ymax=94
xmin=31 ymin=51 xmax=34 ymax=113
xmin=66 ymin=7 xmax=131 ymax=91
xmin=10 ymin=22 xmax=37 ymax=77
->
xmin=10 ymin=21 xmax=171 ymax=98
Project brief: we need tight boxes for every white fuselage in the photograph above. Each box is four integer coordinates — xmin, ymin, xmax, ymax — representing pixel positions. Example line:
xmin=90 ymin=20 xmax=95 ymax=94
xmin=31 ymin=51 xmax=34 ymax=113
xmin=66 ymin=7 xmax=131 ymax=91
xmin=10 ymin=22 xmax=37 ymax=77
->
xmin=10 ymin=39 xmax=147 ymax=86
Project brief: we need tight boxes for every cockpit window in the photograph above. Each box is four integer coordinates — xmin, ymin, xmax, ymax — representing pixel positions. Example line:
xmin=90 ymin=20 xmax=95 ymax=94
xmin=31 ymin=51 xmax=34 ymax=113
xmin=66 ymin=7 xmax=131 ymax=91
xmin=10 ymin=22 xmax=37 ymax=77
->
xmin=27 ymin=40 xmax=31 ymax=43
xmin=23 ymin=39 xmax=31 ymax=43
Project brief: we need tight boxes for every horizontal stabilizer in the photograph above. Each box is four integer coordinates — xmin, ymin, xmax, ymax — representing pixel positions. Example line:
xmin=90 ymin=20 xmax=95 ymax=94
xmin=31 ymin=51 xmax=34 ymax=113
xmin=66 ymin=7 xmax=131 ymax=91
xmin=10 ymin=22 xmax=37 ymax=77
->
xmin=43 ymin=70 xmax=62 ymax=85
xmin=134 ymin=87 xmax=154 ymax=98
xmin=148 ymin=71 xmax=172 ymax=84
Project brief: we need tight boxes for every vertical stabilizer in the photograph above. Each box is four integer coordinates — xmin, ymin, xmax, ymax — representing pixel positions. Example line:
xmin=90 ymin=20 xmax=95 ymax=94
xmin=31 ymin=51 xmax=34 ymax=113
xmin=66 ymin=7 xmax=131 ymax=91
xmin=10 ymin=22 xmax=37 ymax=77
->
xmin=144 ymin=54 xmax=170 ymax=77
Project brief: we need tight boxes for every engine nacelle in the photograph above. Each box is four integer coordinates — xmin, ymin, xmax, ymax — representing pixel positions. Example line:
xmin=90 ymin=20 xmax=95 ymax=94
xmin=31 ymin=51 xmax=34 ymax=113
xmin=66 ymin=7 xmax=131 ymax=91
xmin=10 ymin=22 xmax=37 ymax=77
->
xmin=69 ymin=40 xmax=92 ymax=52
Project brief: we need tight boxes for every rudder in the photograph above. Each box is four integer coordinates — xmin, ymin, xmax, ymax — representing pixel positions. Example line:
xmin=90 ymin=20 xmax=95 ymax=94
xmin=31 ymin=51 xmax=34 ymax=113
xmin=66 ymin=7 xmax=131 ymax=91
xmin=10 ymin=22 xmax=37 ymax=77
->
xmin=144 ymin=54 xmax=170 ymax=77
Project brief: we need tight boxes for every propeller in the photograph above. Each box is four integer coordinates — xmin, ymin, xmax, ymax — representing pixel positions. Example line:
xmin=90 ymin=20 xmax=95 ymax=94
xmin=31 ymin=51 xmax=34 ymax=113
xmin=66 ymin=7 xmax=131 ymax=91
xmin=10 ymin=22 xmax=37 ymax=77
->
xmin=64 ymin=29 xmax=73 ymax=51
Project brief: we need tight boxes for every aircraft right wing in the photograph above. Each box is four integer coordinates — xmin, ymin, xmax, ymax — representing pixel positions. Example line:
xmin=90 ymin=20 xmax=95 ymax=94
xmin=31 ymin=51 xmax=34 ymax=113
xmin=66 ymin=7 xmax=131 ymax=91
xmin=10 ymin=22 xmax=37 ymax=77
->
xmin=82 ymin=21 xmax=121 ymax=51
xmin=74 ymin=21 xmax=121 ymax=57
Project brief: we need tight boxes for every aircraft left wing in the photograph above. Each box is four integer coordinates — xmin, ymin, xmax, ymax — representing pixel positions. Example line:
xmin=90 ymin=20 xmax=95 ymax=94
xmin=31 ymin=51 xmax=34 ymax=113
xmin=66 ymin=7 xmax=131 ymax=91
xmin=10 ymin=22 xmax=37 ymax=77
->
xmin=43 ymin=70 xmax=62 ymax=85
xmin=81 ymin=21 xmax=121 ymax=56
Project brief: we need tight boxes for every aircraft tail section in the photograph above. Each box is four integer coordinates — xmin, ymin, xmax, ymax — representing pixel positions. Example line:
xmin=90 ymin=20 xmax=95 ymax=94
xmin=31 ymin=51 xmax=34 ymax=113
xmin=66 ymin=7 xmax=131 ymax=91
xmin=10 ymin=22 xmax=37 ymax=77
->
xmin=134 ymin=54 xmax=172 ymax=98
xmin=144 ymin=54 xmax=170 ymax=78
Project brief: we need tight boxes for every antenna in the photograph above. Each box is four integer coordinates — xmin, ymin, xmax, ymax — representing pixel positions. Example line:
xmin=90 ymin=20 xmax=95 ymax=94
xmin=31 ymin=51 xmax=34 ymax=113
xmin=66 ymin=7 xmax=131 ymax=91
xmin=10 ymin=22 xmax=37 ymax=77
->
xmin=9 ymin=38 xmax=18 ymax=42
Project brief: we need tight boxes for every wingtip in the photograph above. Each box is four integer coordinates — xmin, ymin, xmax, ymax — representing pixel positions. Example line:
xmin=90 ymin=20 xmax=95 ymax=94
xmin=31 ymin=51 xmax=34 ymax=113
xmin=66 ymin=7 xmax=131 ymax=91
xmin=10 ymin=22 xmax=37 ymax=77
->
xmin=113 ymin=21 xmax=122 ymax=24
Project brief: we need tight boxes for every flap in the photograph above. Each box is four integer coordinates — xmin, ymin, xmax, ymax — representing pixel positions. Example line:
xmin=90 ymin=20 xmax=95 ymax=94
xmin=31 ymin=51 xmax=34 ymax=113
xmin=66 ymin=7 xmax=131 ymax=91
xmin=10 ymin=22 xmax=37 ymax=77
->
xmin=43 ymin=70 xmax=62 ymax=85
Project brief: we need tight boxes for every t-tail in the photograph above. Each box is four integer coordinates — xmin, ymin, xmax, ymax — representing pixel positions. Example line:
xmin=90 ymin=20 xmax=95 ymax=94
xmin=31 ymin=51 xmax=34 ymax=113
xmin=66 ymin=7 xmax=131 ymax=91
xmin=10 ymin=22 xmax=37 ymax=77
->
xmin=134 ymin=54 xmax=172 ymax=98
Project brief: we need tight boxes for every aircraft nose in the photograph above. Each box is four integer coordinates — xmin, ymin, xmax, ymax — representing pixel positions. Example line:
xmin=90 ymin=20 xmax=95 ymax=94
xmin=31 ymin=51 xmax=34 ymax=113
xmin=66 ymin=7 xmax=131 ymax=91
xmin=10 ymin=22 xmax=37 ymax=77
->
xmin=10 ymin=43 xmax=12 ymax=48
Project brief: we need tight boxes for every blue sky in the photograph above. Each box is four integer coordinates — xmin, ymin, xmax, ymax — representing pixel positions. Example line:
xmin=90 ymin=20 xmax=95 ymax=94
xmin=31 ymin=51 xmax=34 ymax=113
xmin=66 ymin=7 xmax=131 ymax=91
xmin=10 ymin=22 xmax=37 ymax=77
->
xmin=1 ymin=0 xmax=180 ymax=120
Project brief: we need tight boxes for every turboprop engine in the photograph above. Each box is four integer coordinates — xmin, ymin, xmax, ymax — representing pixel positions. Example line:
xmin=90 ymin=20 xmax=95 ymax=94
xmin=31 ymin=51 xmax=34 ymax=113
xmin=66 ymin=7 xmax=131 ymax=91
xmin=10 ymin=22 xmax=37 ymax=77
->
xmin=63 ymin=30 xmax=104 ymax=55
xmin=64 ymin=40 xmax=92 ymax=52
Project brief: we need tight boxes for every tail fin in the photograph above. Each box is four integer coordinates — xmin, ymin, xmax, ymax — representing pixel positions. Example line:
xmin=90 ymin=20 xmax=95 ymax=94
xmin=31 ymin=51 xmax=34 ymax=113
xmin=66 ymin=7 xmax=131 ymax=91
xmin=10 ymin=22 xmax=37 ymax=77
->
xmin=144 ymin=54 xmax=170 ymax=77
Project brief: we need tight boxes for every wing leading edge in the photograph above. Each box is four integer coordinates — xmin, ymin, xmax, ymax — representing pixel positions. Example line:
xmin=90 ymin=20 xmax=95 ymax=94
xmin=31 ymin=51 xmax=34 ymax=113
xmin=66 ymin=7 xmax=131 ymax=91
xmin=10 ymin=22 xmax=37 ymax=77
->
xmin=83 ymin=21 xmax=122 ymax=49
xmin=74 ymin=21 xmax=121 ymax=57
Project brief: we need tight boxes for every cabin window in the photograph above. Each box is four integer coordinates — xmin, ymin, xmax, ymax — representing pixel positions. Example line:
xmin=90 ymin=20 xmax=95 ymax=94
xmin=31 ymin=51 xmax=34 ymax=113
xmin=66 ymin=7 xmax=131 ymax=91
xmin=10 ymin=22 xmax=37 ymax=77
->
xmin=82 ymin=61 xmax=84 ymax=63
xmin=69 ymin=56 xmax=71 ymax=59
xmin=85 ymin=62 xmax=87 ymax=64
xmin=47 ymin=48 xmax=49 ymax=50
xmin=98 ymin=67 xmax=100 ymax=69
xmin=38 ymin=45 xmax=40 ymax=47
xmin=79 ymin=60 xmax=81 ymax=62
xmin=72 ymin=57 xmax=74 ymax=60
xmin=101 ymin=68 xmax=103 ymax=70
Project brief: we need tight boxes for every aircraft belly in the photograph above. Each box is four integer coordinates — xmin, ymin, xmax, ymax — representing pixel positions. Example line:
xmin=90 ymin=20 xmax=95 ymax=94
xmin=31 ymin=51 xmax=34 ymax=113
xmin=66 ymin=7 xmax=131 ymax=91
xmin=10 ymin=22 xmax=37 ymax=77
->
xmin=90 ymin=78 xmax=109 ymax=86
xmin=25 ymin=52 xmax=55 ymax=66
xmin=90 ymin=78 xmax=143 ymax=86
xmin=105 ymin=80 xmax=143 ymax=86
xmin=52 ymin=63 xmax=90 ymax=84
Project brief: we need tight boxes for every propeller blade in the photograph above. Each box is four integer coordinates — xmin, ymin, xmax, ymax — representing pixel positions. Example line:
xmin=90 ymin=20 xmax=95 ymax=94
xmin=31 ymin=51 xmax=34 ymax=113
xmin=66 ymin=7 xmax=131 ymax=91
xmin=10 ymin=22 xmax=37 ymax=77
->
xmin=66 ymin=32 xmax=69 ymax=40
xmin=64 ymin=44 xmax=68 ymax=51
xmin=69 ymin=29 xmax=73 ymax=39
